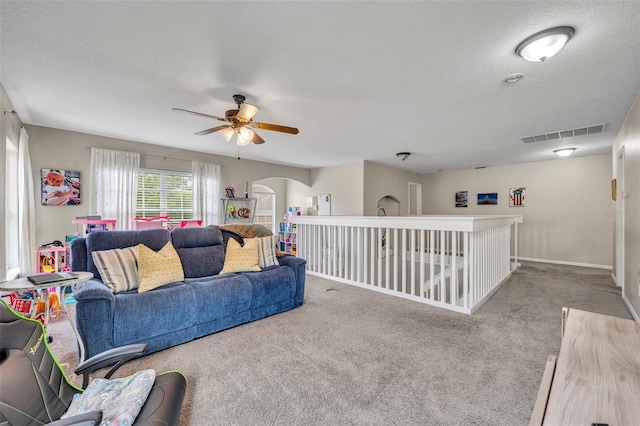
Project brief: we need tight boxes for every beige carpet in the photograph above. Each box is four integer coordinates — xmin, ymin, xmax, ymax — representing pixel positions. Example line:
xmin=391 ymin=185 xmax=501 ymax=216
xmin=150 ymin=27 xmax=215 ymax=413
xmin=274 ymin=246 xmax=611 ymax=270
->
xmin=47 ymin=262 xmax=632 ymax=425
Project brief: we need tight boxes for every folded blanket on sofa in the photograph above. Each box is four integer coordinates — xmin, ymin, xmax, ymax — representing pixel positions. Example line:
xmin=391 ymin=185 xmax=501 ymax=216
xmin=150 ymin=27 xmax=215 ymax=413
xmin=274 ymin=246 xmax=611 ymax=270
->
xmin=214 ymin=224 xmax=273 ymax=238
xmin=213 ymin=224 xmax=292 ymax=257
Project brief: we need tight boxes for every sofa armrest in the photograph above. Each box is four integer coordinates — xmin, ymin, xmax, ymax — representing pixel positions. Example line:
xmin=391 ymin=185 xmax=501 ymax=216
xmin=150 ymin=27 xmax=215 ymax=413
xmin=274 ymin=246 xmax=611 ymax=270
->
xmin=73 ymin=279 xmax=115 ymax=302
xmin=278 ymin=256 xmax=306 ymax=307
xmin=72 ymin=279 xmax=116 ymax=359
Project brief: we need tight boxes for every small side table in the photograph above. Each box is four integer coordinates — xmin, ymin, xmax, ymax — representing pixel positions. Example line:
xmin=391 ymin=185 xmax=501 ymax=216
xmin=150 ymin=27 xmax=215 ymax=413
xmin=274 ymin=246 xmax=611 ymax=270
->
xmin=0 ymin=271 xmax=93 ymax=363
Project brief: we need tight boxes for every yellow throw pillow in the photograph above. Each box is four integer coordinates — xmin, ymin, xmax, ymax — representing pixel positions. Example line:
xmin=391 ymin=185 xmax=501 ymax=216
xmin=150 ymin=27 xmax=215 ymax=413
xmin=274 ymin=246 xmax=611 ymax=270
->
xmin=220 ymin=238 xmax=261 ymax=275
xmin=137 ymin=242 xmax=185 ymax=293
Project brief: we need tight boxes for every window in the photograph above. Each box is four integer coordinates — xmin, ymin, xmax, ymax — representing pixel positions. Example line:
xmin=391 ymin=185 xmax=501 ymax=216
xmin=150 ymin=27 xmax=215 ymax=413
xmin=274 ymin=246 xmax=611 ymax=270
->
xmin=136 ymin=169 xmax=193 ymax=225
xmin=252 ymin=184 xmax=276 ymax=233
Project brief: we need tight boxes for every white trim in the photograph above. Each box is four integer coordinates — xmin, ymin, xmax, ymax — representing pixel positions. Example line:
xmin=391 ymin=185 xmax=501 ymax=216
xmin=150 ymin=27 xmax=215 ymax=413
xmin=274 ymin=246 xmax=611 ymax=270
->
xmin=622 ymin=293 xmax=640 ymax=322
xmin=611 ymin=273 xmax=618 ymax=286
xmin=514 ymin=256 xmax=612 ymax=270
xmin=469 ymin=272 xmax=512 ymax=314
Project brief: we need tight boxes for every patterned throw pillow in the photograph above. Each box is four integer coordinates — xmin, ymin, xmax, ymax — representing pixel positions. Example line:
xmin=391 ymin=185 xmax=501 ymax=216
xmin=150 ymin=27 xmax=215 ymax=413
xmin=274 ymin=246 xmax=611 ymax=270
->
xmin=91 ymin=246 xmax=139 ymax=292
xmin=220 ymin=238 xmax=261 ymax=274
xmin=137 ymin=242 xmax=185 ymax=293
xmin=244 ymin=236 xmax=279 ymax=268
xmin=62 ymin=369 xmax=156 ymax=424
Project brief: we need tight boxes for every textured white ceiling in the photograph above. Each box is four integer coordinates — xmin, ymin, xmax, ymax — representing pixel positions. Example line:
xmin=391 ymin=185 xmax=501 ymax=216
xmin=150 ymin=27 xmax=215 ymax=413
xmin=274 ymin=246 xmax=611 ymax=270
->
xmin=1 ymin=1 xmax=639 ymax=174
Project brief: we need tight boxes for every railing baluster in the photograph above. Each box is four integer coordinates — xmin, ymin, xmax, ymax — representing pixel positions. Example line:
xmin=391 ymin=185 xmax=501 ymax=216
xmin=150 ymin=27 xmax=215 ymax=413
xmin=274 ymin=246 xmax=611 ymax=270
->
xmin=429 ymin=230 xmax=435 ymax=301
xmin=410 ymin=229 xmax=416 ymax=296
xmin=402 ymin=228 xmax=407 ymax=293
xmin=419 ymin=230 xmax=425 ymax=298
xmin=393 ymin=228 xmax=398 ymax=291
xmin=370 ymin=227 xmax=375 ymax=286
xmin=451 ymin=231 xmax=458 ymax=306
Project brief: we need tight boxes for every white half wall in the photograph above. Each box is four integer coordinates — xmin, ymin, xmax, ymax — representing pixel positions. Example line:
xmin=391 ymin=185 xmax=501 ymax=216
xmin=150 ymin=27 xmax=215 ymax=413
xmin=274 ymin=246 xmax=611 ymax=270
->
xmin=422 ymin=154 xmax=613 ymax=267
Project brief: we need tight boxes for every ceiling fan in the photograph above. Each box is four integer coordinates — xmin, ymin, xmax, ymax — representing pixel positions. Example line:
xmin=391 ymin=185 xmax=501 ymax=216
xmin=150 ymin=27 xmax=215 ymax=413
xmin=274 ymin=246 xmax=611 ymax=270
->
xmin=172 ymin=94 xmax=299 ymax=146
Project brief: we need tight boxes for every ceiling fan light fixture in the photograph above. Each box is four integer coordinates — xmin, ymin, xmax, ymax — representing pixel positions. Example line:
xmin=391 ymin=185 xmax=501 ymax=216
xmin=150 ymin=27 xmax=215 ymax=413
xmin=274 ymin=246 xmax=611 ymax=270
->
xmin=516 ymin=26 xmax=575 ymax=62
xmin=239 ymin=127 xmax=255 ymax=141
xmin=238 ymin=103 xmax=260 ymax=121
xmin=553 ymin=148 xmax=576 ymax=157
xmin=221 ymin=127 xmax=235 ymax=142
xmin=236 ymin=132 xmax=251 ymax=146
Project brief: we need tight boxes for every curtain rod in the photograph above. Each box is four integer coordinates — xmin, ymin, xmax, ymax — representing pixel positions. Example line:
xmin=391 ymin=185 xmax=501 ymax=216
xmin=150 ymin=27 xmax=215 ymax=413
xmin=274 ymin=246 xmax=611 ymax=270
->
xmin=3 ymin=110 xmax=22 ymax=127
xmin=84 ymin=145 xmax=196 ymax=164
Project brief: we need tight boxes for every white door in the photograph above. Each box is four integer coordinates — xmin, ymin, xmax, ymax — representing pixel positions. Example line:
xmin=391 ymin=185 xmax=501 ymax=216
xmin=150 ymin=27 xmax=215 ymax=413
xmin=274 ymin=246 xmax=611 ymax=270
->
xmin=408 ymin=182 xmax=422 ymax=215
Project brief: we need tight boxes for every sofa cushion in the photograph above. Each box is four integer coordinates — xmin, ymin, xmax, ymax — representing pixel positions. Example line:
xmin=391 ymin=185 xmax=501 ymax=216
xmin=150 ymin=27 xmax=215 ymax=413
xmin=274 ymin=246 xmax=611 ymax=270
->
xmin=113 ymin=282 xmax=196 ymax=346
xmin=171 ymin=228 xmax=225 ymax=278
xmin=244 ymin=236 xmax=279 ymax=268
xmin=85 ymin=229 xmax=170 ymax=282
xmin=241 ymin=266 xmax=296 ymax=309
xmin=138 ymin=242 xmax=185 ymax=293
xmin=91 ymin=246 xmax=139 ymax=292
xmin=190 ymin=274 xmax=252 ymax=323
xmin=220 ymin=238 xmax=261 ymax=274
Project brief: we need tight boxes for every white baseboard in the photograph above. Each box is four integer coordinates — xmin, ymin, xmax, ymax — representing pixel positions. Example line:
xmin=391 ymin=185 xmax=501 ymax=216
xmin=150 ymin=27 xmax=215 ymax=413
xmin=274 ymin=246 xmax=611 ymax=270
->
xmin=622 ymin=293 xmax=640 ymax=322
xmin=513 ymin=256 xmax=612 ymax=270
xmin=611 ymin=273 xmax=619 ymax=286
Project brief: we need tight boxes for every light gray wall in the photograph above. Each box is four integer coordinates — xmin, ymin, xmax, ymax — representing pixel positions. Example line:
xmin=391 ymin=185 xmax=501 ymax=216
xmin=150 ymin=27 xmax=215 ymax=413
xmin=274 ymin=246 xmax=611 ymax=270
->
xmin=363 ymin=161 xmax=422 ymax=216
xmin=26 ymin=125 xmax=310 ymax=246
xmin=422 ymin=154 xmax=613 ymax=267
xmin=612 ymin=92 xmax=640 ymax=319
xmin=286 ymin=161 xmax=365 ymax=216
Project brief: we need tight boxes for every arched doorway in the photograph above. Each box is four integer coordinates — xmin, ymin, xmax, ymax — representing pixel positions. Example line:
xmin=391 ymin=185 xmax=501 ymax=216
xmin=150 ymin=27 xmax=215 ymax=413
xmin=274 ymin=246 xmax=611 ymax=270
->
xmin=377 ymin=195 xmax=401 ymax=216
xmin=252 ymin=183 xmax=276 ymax=233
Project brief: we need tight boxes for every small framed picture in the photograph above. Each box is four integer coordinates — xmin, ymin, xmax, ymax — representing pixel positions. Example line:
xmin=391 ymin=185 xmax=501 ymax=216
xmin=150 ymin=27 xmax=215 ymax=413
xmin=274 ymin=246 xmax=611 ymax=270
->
xmin=41 ymin=169 xmax=81 ymax=205
xmin=509 ymin=187 xmax=526 ymax=207
xmin=225 ymin=188 xmax=235 ymax=198
xmin=477 ymin=192 xmax=498 ymax=205
xmin=455 ymin=191 xmax=468 ymax=208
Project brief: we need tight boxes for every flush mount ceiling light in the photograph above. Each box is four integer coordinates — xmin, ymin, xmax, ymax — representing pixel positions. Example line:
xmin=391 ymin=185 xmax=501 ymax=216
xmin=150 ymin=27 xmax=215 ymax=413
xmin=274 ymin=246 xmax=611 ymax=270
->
xmin=396 ymin=152 xmax=411 ymax=161
xmin=553 ymin=148 xmax=577 ymax=157
xmin=516 ymin=26 xmax=575 ymax=62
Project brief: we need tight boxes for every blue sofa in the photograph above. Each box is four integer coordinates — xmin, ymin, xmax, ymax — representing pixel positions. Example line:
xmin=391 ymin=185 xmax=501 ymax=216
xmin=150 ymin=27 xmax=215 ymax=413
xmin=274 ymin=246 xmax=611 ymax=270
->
xmin=70 ymin=227 xmax=306 ymax=359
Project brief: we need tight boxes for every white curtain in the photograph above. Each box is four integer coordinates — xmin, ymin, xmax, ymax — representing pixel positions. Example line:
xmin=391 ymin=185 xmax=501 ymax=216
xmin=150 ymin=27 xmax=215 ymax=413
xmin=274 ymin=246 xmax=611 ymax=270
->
xmin=90 ymin=148 xmax=140 ymax=230
xmin=192 ymin=161 xmax=220 ymax=226
xmin=18 ymin=127 xmax=37 ymax=275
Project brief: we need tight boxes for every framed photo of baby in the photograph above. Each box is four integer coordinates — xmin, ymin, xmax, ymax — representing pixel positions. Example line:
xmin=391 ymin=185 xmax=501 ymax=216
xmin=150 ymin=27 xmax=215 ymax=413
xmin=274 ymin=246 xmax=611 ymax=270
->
xmin=41 ymin=169 xmax=81 ymax=205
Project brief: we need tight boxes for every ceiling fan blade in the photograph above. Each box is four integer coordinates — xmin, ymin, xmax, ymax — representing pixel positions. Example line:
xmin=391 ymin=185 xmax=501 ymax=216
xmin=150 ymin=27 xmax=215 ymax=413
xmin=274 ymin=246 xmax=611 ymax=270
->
xmin=251 ymin=131 xmax=265 ymax=144
xmin=237 ymin=103 xmax=260 ymax=121
xmin=252 ymin=122 xmax=299 ymax=135
xmin=172 ymin=108 xmax=228 ymax=122
xmin=195 ymin=125 xmax=232 ymax=136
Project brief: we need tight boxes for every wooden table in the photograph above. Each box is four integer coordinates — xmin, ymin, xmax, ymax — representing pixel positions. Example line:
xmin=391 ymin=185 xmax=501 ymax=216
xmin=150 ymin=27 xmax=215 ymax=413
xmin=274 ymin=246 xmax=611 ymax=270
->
xmin=541 ymin=309 xmax=640 ymax=425
xmin=0 ymin=271 xmax=93 ymax=363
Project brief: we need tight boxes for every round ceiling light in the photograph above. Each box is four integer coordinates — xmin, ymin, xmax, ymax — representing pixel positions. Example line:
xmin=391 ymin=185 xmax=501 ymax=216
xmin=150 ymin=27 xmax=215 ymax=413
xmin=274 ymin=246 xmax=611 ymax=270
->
xmin=516 ymin=26 xmax=575 ymax=62
xmin=553 ymin=148 xmax=577 ymax=157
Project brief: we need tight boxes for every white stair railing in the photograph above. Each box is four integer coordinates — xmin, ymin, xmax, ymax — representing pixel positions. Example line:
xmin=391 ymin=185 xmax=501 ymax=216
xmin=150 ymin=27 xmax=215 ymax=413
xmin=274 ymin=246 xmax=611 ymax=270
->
xmin=293 ymin=215 xmax=522 ymax=314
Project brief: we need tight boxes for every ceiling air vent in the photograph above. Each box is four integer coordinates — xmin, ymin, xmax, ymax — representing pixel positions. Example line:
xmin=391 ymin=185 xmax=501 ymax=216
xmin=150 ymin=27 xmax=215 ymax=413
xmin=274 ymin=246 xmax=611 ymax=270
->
xmin=520 ymin=123 xmax=606 ymax=143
